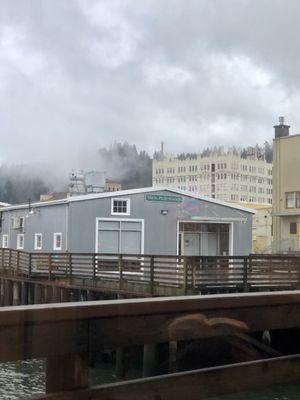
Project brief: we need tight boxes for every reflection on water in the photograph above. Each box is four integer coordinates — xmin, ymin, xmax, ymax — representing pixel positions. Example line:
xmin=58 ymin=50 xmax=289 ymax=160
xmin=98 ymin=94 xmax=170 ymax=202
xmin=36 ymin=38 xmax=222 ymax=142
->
xmin=0 ymin=359 xmax=45 ymax=399
xmin=1 ymin=360 xmax=300 ymax=400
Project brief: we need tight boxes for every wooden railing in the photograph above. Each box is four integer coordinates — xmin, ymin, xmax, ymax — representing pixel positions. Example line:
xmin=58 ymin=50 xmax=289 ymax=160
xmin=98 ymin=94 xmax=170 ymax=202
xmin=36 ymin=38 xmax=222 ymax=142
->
xmin=1 ymin=292 xmax=300 ymax=399
xmin=1 ymin=249 xmax=300 ymax=295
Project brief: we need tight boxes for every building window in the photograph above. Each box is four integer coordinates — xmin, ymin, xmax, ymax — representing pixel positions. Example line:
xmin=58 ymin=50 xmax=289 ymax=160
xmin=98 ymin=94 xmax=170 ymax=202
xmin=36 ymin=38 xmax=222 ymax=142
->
xmin=34 ymin=233 xmax=43 ymax=250
xmin=97 ymin=219 xmax=143 ymax=254
xmin=111 ymin=198 xmax=130 ymax=216
xmin=290 ymin=222 xmax=297 ymax=235
xmin=285 ymin=192 xmax=300 ymax=209
xmin=17 ymin=234 xmax=24 ymax=250
xmin=19 ymin=217 xmax=24 ymax=229
xmin=2 ymin=234 xmax=8 ymax=248
xmin=53 ymin=233 xmax=62 ymax=251
xmin=286 ymin=192 xmax=295 ymax=208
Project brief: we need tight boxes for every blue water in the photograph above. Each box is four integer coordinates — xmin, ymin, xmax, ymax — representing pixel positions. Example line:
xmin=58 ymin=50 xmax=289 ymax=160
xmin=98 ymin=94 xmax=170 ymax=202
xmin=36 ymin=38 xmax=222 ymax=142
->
xmin=0 ymin=360 xmax=45 ymax=399
xmin=1 ymin=360 xmax=300 ymax=399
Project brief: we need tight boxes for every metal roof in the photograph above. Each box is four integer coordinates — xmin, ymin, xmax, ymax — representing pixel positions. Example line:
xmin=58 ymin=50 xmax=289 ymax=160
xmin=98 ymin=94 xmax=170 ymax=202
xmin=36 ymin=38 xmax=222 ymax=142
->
xmin=1 ymin=186 xmax=256 ymax=214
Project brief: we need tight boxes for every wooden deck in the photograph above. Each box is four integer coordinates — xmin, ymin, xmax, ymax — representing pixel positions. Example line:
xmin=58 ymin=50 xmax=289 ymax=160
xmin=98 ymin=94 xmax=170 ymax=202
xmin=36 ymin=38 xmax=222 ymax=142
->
xmin=1 ymin=249 xmax=300 ymax=296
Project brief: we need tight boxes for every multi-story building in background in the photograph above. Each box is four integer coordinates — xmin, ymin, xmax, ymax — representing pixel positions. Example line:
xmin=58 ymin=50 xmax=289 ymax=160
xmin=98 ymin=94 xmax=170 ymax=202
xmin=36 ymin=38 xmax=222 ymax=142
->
xmin=153 ymin=143 xmax=273 ymax=205
xmin=229 ymin=201 xmax=272 ymax=253
xmin=272 ymin=118 xmax=300 ymax=252
xmin=105 ymin=179 xmax=122 ymax=192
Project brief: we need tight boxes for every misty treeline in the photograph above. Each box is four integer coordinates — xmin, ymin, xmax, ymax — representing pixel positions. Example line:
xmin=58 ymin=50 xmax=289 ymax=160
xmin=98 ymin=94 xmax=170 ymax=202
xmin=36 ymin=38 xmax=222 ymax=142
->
xmin=0 ymin=143 xmax=153 ymax=204
xmin=0 ymin=165 xmax=51 ymax=204
xmin=98 ymin=142 xmax=152 ymax=189
xmin=155 ymin=141 xmax=273 ymax=163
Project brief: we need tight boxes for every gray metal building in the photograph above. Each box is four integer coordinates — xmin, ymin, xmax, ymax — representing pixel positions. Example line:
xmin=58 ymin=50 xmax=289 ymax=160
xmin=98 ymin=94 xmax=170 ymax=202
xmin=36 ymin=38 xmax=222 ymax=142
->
xmin=0 ymin=187 xmax=254 ymax=256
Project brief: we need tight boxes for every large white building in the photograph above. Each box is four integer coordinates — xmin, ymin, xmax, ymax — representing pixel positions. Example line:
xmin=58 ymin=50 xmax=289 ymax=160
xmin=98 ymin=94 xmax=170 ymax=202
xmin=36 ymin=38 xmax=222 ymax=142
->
xmin=153 ymin=146 xmax=273 ymax=205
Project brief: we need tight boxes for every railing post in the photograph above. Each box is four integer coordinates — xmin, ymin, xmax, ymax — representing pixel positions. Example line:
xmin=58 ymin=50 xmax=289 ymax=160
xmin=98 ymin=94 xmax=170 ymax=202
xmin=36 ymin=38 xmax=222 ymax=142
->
xmin=243 ymin=257 xmax=248 ymax=292
xmin=92 ymin=254 xmax=96 ymax=281
xmin=0 ymin=249 xmax=3 ymax=271
xmin=16 ymin=251 xmax=20 ymax=276
xmin=119 ymin=254 xmax=123 ymax=290
xmin=28 ymin=253 xmax=32 ymax=279
xmin=8 ymin=249 xmax=12 ymax=274
xmin=183 ymin=257 xmax=188 ymax=295
xmin=48 ymin=254 xmax=52 ymax=280
xmin=297 ymin=257 xmax=300 ymax=290
xmin=69 ymin=253 xmax=72 ymax=284
xmin=150 ymin=255 xmax=154 ymax=295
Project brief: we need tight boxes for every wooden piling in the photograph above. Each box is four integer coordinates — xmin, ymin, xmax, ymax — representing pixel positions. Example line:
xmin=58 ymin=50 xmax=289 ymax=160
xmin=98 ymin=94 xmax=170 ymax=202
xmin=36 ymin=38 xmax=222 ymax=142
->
xmin=0 ymin=279 xmax=4 ymax=306
xmin=115 ymin=347 xmax=126 ymax=379
xmin=46 ymin=353 xmax=89 ymax=393
xmin=21 ymin=282 xmax=28 ymax=305
xmin=52 ymin=286 xmax=61 ymax=303
xmin=12 ymin=282 xmax=19 ymax=305
xmin=143 ymin=344 xmax=157 ymax=377
xmin=169 ymin=341 xmax=178 ymax=373
xmin=4 ymin=280 xmax=13 ymax=306
xmin=34 ymin=284 xmax=43 ymax=304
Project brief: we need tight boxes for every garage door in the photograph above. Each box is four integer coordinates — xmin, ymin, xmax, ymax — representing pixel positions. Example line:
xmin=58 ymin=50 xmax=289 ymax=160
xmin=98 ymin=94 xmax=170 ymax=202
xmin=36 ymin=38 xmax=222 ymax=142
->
xmin=97 ymin=219 xmax=143 ymax=254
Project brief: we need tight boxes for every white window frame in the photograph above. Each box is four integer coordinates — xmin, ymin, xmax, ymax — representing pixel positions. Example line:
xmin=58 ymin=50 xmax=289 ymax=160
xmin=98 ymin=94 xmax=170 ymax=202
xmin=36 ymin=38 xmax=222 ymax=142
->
xmin=111 ymin=198 xmax=131 ymax=216
xmin=17 ymin=234 xmax=24 ymax=250
xmin=19 ymin=217 xmax=25 ymax=229
xmin=2 ymin=234 xmax=8 ymax=249
xmin=34 ymin=233 xmax=43 ymax=250
xmin=53 ymin=232 xmax=62 ymax=251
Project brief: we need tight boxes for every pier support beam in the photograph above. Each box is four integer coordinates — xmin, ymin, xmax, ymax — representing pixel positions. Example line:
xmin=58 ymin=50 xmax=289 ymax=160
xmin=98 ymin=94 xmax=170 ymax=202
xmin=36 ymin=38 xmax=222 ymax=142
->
xmin=115 ymin=347 xmax=126 ymax=379
xmin=52 ymin=286 xmax=61 ymax=303
xmin=169 ymin=341 xmax=178 ymax=373
xmin=61 ymin=288 xmax=70 ymax=302
xmin=4 ymin=280 xmax=13 ymax=306
xmin=28 ymin=283 xmax=35 ymax=305
xmin=21 ymin=282 xmax=28 ymax=305
xmin=12 ymin=282 xmax=20 ymax=305
xmin=87 ymin=290 xmax=95 ymax=301
xmin=0 ymin=279 xmax=4 ymax=306
xmin=46 ymin=353 xmax=89 ymax=393
xmin=143 ymin=344 xmax=157 ymax=377
xmin=34 ymin=284 xmax=44 ymax=304
xmin=45 ymin=286 xmax=53 ymax=303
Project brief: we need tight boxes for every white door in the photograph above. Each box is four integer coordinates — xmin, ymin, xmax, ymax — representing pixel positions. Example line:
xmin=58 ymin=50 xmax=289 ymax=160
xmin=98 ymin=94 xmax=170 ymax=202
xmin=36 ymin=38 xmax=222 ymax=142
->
xmin=201 ymin=232 xmax=218 ymax=256
xmin=183 ymin=233 xmax=201 ymax=256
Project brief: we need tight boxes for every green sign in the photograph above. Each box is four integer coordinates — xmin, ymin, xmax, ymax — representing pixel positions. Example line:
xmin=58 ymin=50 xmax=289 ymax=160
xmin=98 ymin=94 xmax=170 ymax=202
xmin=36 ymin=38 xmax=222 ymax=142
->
xmin=145 ymin=194 xmax=183 ymax=203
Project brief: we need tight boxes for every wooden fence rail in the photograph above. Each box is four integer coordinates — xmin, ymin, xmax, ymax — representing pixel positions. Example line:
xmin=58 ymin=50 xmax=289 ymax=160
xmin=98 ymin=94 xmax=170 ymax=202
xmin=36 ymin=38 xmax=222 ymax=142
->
xmin=0 ymin=249 xmax=300 ymax=295
xmin=1 ymin=292 xmax=300 ymax=398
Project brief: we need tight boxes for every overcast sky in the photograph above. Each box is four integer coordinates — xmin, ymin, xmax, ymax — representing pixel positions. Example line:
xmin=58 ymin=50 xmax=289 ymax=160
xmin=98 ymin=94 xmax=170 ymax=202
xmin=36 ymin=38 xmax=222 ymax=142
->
xmin=1 ymin=0 xmax=300 ymax=168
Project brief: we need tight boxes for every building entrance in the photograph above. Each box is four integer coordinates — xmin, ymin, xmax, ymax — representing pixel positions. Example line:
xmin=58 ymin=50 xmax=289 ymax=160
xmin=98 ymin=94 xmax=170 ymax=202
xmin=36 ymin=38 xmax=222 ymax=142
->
xmin=179 ymin=222 xmax=230 ymax=256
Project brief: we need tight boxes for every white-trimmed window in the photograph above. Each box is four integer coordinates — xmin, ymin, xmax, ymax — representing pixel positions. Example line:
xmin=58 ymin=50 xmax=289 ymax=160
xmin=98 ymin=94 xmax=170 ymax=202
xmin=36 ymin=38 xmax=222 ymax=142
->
xmin=17 ymin=234 xmax=24 ymax=250
xmin=34 ymin=233 xmax=43 ymax=250
xmin=2 ymin=235 xmax=8 ymax=248
xmin=53 ymin=233 xmax=62 ymax=251
xmin=19 ymin=217 xmax=24 ymax=229
xmin=111 ymin=198 xmax=130 ymax=216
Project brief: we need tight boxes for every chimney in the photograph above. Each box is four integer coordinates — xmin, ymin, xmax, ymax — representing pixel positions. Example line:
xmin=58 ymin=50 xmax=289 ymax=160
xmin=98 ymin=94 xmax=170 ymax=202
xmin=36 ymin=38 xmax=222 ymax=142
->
xmin=161 ymin=141 xmax=164 ymax=154
xmin=274 ymin=116 xmax=290 ymax=138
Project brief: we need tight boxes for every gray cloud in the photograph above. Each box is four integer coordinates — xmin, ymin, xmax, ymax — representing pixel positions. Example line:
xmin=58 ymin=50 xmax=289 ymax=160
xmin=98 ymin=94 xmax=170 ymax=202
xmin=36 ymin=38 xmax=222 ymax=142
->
xmin=0 ymin=0 xmax=299 ymax=173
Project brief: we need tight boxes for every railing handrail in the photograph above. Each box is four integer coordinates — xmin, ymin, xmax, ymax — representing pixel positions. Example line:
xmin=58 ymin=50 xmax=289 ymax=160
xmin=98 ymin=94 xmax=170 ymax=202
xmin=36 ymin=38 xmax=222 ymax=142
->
xmin=1 ymin=248 xmax=300 ymax=295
